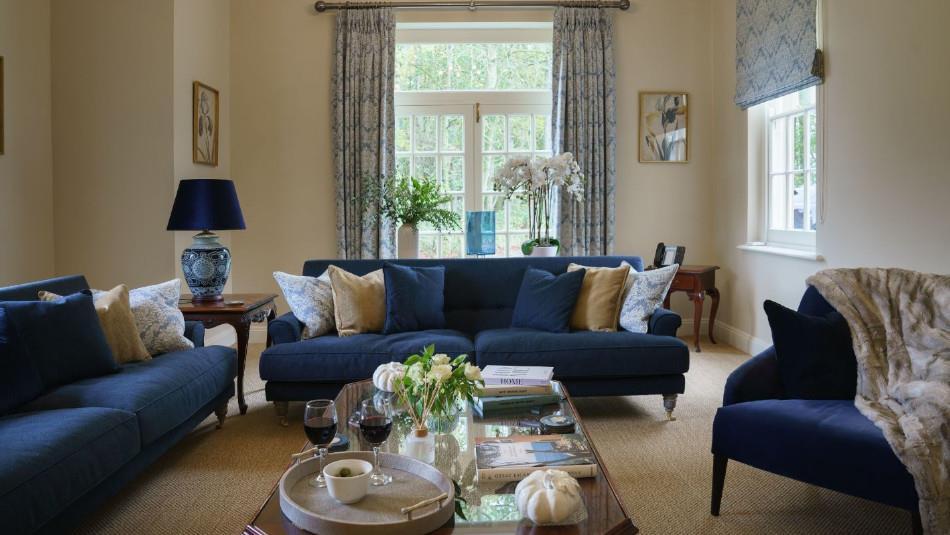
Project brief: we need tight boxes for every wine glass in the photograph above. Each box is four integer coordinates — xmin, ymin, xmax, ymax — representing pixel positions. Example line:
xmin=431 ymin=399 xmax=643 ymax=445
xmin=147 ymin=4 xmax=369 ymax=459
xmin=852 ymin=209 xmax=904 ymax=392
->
xmin=359 ymin=398 xmax=394 ymax=486
xmin=304 ymin=399 xmax=338 ymax=488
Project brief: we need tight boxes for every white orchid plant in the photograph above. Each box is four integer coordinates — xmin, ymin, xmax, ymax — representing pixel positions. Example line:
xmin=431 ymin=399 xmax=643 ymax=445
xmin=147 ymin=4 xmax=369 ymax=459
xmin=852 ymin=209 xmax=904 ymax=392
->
xmin=491 ymin=152 xmax=585 ymax=253
xmin=392 ymin=345 xmax=483 ymax=433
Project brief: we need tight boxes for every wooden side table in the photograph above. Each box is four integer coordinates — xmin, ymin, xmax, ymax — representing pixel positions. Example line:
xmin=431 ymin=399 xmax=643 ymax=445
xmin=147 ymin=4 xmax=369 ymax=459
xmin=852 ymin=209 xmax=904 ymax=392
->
xmin=179 ymin=293 xmax=278 ymax=415
xmin=663 ymin=265 xmax=720 ymax=352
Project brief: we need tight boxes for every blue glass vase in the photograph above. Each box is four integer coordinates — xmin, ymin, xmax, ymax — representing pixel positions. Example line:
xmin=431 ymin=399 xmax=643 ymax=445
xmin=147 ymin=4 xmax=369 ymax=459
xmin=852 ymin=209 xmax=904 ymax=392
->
xmin=465 ymin=211 xmax=496 ymax=256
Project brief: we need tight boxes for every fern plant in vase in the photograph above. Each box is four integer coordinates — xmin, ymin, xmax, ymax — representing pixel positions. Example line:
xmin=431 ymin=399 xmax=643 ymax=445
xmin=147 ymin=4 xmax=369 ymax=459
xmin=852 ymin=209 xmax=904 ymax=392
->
xmin=363 ymin=175 xmax=461 ymax=258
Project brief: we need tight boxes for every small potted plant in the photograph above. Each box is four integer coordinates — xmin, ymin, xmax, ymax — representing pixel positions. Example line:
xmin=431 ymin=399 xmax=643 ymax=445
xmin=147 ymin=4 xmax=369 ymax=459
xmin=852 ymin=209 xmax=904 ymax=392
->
xmin=363 ymin=175 xmax=461 ymax=258
xmin=491 ymin=153 xmax=585 ymax=256
xmin=392 ymin=345 xmax=483 ymax=463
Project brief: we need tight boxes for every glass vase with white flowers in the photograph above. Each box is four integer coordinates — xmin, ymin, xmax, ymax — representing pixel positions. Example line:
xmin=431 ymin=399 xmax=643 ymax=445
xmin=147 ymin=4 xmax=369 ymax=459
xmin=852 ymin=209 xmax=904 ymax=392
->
xmin=491 ymin=152 xmax=585 ymax=256
xmin=393 ymin=345 xmax=483 ymax=440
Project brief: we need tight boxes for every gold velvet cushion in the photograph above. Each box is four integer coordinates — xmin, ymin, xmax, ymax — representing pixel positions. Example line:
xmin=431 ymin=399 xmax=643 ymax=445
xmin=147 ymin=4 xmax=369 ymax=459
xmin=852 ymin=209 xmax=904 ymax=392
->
xmin=327 ymin=266 xmax=385 ymax=337
xmin=566 ymin=263 xmax=630 ymax=332
xmin=39 ymin=285 xmax=151 ymax=363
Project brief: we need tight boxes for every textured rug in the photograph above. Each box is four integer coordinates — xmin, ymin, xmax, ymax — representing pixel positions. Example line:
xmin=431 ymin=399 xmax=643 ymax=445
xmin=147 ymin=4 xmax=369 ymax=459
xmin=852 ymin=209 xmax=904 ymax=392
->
xmin=75 ymin=340 xmax=912 ymax=535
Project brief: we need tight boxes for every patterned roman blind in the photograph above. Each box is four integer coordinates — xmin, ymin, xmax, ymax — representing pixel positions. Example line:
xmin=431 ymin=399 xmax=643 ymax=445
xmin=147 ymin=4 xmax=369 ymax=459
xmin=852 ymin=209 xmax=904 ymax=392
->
xmin=735 ymin=0 xmax=823 ymax=109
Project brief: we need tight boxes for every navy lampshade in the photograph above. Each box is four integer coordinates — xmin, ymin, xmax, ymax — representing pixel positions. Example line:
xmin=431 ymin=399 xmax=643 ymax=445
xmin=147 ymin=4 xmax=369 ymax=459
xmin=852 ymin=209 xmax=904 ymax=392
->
xmin=167 ymin=179 xmax=246 ymax=231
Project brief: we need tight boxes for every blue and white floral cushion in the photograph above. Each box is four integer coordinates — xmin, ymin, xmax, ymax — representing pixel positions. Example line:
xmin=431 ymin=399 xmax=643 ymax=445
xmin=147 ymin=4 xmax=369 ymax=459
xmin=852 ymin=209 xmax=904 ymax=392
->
xmin=618 ymin=263 xmax=679 ymax=333
xmin=127 ymin=279 xmax=193 ymax=355
xmin=273 ymin=271 xmax=334 ymax=339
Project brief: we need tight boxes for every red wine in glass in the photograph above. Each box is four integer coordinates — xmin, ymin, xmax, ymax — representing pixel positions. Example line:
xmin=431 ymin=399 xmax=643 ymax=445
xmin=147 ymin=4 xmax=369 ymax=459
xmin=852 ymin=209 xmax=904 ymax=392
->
xmin=359 ymin=415 xmax=392 ymax=444
xmin=305 ymin=417 xmax=338 ymax=447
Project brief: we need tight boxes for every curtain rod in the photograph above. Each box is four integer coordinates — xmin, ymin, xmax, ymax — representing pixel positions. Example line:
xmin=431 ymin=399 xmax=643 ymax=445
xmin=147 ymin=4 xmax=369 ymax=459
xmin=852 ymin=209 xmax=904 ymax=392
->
xmin=314 ymin=0 xmax=630 ymax=12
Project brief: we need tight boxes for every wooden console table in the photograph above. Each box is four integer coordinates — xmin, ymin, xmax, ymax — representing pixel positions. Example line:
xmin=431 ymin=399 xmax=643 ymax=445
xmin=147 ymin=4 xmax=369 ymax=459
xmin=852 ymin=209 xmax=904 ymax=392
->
xmin=663 ymin=265 xmax=720 ymax=352
xmin=179 ymin=294 xmax=277 ymax=415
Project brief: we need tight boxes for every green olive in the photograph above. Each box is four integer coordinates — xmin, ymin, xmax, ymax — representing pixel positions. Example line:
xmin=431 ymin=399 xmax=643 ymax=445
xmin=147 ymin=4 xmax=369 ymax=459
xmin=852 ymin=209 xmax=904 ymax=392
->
xmin=338 ymin=468 xmax=352 ymax=477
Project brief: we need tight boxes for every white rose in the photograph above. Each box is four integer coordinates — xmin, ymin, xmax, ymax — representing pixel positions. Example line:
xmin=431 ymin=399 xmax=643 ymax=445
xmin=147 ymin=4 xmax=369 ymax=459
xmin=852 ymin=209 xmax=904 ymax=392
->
xmin=407 ymin=362 xmax=425 ymax=384
xmin=427 ymin=364 xmax=453 ymax=383
xmin=464 ymin=363 xmax=482 ymax=381
xmin=432 ymin=353 xmax=450 ymax=366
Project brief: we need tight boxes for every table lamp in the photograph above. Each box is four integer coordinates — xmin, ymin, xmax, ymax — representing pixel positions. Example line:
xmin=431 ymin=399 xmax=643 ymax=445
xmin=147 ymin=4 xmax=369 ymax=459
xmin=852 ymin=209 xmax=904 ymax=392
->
xmin=167 ymin=179 xmax=246 ymax=302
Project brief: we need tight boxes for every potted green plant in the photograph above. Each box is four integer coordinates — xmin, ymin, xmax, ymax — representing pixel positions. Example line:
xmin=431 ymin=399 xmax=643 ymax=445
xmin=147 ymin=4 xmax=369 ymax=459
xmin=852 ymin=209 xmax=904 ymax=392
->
xmin=363 ymin=175 xmax=461 ymax=258
xmin=491 ymin=153 xmax=585 ymax=256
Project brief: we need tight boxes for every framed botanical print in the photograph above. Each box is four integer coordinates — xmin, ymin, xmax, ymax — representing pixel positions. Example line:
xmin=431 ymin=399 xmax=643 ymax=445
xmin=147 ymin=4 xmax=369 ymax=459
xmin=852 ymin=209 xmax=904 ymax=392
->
xmin=1 ymin=56 xmax=5 ymax=155
xmin=192 ymin=81 xmax=219 ymax=166
xmin=639 ymin=91 xmax=688 ymax=163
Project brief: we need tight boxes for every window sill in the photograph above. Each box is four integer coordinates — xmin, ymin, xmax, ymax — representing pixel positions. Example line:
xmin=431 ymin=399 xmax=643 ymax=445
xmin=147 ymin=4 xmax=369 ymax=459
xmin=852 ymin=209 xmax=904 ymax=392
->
xmin=737 ymin=243 xmax=824 ymax=261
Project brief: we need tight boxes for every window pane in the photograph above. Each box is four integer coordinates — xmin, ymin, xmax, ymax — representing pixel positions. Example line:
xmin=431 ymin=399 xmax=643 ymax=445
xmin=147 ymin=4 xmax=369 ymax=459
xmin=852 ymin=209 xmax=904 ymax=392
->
xmin=442 ymin=155 xmax=464 ymax=192
xmin=483 ymin=195 xmax=506 ymax=229
xmin=395 ymin=156 xmax=411 ymax=179
xmin=441 ymin=115 xmax=464 ymax=152
xmin=808 ymin=109 xmax=817 ymax=169
xmin=509 ymin=115 xmax=532 ymax=152
xmin=482 ymin=115 xmax=506 ymax=152
xmin=770 ymin=117 xmax=786 ymax=173
xmin=508 ymin=233 xmax=528 ymax=257
xmin=793 ymin=114 xmax=805 ymax=171
xmin=395 ymin=43 xmax=552 ymax=91
xmin=792 ymin=173 xmax=805 ymax=230
xmin=414 ymin=115 xmax=437 ymax=151
xmin=419 ymin=234 xmax=438 ymax=259
xmin=441 ymin=234 xmax=463 ymax=258
xmin=770 ymin=174 xmax=787 ymax=229
xmin=534 ymin=115 xmax=551 ymax=152
xmin=414 ymin=156 xmax=436 ymax=181
xmin=395 ymin=116 xmax=411 ymax=152
xmin=508 ymin=197 xmax=530 ymax=231
xmin=807 ymin=172 xmax=817 ymax=230
xmin=482 ymin=155 xmax=506 ymax=192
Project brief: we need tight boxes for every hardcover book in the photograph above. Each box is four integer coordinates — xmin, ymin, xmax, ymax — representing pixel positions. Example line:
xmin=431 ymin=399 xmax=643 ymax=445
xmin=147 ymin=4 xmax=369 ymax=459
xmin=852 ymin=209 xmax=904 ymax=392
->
xmin=475 ymin=434 xmax=598 ymax=482
xmin=478 ymin=382 xmax=554 ymax=397
xmin=481 ymin=365 xmax=554 ymax=387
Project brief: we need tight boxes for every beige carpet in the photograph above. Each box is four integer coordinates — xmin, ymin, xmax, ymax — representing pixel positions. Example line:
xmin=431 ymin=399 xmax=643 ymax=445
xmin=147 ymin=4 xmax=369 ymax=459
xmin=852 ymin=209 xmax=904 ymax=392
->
xmin=76 ymin=340 xmax=912 ymax=535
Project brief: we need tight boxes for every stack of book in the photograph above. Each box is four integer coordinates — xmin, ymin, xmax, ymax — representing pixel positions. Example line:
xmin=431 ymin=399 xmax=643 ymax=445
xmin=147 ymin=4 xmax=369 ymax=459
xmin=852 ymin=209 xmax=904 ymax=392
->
xmin=475 ymin=433 xmax=598 ymax=482
xmin=473 ymin=365 xmax=561 ymax=415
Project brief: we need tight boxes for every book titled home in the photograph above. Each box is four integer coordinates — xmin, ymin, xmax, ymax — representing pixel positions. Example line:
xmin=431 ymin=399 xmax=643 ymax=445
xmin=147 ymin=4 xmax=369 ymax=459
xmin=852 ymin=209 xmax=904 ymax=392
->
xmin=475 ymin=434 xmax=598 ymax=482
xmin=482 ymin=365 xmax=554 ymax=387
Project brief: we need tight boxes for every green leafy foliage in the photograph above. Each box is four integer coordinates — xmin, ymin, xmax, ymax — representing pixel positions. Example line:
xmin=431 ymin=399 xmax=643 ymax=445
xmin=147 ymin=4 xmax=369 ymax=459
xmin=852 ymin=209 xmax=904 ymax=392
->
xmin=395 ymin=43 xmax=552 ymax=92
xmin=362 ymin=175 xmax=462 ymax=232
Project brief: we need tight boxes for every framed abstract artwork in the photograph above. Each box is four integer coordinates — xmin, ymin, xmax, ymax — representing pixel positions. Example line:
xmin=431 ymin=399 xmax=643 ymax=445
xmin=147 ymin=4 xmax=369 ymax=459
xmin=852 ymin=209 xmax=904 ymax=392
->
xmin=639 ymin=91 xmax=688 ymax=163
xmin=192 ymin=81 xmax=219 ymax=166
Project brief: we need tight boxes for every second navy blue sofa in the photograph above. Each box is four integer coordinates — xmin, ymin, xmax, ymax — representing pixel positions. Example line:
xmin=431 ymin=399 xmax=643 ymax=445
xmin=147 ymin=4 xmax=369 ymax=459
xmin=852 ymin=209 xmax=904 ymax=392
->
xmin=261 ymin=256 xmax=689 ymax=423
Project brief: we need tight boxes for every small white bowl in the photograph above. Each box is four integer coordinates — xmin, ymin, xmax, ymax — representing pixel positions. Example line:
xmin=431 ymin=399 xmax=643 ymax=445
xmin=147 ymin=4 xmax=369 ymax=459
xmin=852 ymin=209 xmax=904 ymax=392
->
xmin=323 ymin=459 xmax=373 ymax=504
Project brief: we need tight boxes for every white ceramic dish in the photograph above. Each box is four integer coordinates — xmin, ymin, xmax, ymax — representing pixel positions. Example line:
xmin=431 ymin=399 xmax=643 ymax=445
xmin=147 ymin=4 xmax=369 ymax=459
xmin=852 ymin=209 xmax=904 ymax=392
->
xmin=323 ymin=459 xmax=373 ymax=504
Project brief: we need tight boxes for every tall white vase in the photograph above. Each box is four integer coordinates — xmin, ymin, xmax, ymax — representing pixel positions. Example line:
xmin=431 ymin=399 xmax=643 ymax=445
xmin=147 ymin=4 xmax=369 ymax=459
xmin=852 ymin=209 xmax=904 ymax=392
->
xmin=530 ymin=246 xmax=558 ymax=257
xmin=397 ymin=223 xmax=419 ymax=259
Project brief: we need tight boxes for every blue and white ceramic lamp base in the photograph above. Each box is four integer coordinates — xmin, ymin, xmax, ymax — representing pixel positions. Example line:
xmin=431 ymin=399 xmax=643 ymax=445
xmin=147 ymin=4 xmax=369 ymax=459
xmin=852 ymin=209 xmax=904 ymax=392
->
xmin=181 ymin=231 xmax=231 ymax=302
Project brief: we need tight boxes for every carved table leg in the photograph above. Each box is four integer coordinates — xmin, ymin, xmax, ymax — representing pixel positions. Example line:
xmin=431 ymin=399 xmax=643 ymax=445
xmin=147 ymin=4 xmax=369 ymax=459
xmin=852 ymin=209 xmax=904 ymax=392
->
xmin=707 ymin=288 xmax=720 ymax=345
xmin=687 ymin=291 xmax=704 ymax=352
xmin=233 ymin=318 xmax=251 ymax=415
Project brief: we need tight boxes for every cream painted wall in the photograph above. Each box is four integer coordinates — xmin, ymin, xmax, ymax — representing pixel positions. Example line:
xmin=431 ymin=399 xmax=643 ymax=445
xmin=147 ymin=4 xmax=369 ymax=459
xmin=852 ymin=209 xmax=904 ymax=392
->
xmin=173 ymin=0 xmax=232 ymax=292
xmin=51 ymin=0 xmax=176 ymax=290
xmin=229 ymin=0 xmax=716 ymax=322
xmin=711 ymin=0 xmax=950 ymax=352
xmin=0 ymin=0 xmax=55 ymax=286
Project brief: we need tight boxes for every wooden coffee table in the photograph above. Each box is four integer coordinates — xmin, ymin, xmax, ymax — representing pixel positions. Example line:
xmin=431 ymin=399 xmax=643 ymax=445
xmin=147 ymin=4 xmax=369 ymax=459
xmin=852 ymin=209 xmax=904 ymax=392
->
xmin=245 ymin=380 xmax=637 ymax=534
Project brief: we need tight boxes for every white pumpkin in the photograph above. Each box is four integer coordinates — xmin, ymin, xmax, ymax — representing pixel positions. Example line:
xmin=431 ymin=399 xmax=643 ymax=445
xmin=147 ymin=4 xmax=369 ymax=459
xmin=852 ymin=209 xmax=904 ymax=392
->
xmin=372 ymin=362 xmax=405 ymax=392
xmin=515 ymin=469 xmax=582 ymax=525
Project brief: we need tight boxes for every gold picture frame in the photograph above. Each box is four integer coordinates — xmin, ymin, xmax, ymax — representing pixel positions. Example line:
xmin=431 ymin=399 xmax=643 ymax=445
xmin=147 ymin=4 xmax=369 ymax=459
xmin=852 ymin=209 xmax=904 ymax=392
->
xmin=639 ymin=91 xmax=689 ymax=163
xmin=192 ymin=81 xmax=219 ymax=166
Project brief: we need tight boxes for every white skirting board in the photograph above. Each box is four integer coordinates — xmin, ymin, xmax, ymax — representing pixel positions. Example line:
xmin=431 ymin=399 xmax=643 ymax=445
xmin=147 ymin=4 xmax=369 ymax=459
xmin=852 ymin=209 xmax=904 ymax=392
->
xmin=678 ymin=319 xmax=771 ymax=356
xmin=203 ymin=324 xmax=268 ymax=348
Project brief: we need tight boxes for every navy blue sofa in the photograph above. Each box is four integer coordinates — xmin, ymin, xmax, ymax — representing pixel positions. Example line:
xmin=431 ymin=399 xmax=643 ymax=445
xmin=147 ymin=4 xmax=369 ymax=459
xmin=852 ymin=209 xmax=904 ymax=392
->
xmin=0 ymin=275 xmax=237 ymax=535
xmin=261 ymin=256 xmax=689 ymax=423
xmin=710 ymin=287 xmax=920 ymax=534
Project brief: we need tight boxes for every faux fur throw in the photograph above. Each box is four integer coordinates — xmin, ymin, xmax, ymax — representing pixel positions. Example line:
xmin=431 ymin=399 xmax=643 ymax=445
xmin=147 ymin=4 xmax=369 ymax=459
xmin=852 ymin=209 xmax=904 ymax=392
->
xmin=807 ymin=268 xmax=949 ymax=535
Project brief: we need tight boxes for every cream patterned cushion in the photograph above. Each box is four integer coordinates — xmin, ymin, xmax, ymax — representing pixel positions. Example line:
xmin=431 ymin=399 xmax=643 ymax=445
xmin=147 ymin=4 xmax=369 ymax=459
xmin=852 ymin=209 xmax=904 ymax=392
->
xmin=273 ymin=271 xmax=335 ymax=339
xmin=619 ymin=263 xmax=679 ymax=333
xmin=125 ymin=279 xmax=193 ymax=355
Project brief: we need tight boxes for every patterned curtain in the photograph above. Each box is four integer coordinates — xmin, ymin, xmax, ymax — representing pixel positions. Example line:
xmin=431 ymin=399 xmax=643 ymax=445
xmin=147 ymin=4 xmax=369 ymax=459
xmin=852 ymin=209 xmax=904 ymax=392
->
xmin=735 ymin=0 xmax=823 ymax=109
xmin=552 ymin=7 xmax=617 ymax=257
xmin=333 ymin=8 xmax=396 ymax=259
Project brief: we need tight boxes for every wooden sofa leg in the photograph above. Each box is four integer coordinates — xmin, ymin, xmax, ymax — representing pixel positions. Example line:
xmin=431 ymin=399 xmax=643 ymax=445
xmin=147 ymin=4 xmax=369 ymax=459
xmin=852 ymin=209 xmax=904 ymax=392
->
xmin=711 ymin=454 xmax=728 ymax=516
xmin=911 ymin=507 xmax=922 ymax=535
xmin=274 ymin=401 xmax=289 ymax=427
xmin=214 ymin=402 xmax=228 ymax=429
xmin=662 ymin=394 xmax=678 ymax=421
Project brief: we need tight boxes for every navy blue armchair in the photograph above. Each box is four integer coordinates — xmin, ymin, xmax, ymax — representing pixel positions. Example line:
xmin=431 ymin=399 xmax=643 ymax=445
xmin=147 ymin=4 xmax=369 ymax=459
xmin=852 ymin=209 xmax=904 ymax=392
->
xmin=710 ymin=287 xmax=921 ymax=534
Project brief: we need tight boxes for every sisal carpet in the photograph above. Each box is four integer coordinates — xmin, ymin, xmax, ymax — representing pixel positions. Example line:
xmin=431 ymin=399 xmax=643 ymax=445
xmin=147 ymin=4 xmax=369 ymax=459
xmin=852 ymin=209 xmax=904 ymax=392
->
xmin=75 ymin=340 xmax=912 ymax=535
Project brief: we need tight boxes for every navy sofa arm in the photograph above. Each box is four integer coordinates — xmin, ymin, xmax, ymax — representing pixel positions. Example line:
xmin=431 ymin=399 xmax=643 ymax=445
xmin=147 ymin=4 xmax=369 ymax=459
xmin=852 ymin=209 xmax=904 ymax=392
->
xmin=648 ymin=308 xmax=682 ymax=337
xmin=269 ymin=312 xmax=303 ymax=345
xmin=722 ymin=347 xmax=782 ymax=406
xmin=184 ymin=321 xmax=205 ymax=347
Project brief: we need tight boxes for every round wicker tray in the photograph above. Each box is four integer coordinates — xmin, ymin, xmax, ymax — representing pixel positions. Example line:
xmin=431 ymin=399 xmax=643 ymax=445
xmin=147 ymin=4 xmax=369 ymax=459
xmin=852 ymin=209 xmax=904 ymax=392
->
xmin=279 ymin=451 xmax=455 ymax=535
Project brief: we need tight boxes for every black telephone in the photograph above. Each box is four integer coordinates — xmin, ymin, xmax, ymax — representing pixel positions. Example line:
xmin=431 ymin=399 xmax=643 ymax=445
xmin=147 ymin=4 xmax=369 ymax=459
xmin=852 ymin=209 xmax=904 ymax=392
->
xmin=652 ymin=242 xmax=686 ymax=268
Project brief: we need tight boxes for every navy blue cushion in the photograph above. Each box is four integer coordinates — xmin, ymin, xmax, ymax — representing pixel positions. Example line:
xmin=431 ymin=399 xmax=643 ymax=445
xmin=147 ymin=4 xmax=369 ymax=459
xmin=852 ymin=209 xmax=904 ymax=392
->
xmin=0 ymin=407 xmax=140 ymax=534
xmin=0 ymin=293 xmax=117 ymax=389
xmin=712 ymin=399 xmax=918 ymax=509
xmin=474 ymin=328 xmax=689 ymax=379
xmin=260 ymin=329 xmax=474 ymax=382
xmin=19 ymin=345 xmax=236 ymax=446
xmin=797 ymin=285 xmax=837 ymax=316
xmin=383 ymin=263 xmax=446 ymax=334
xmin=764 ymin=299 xmax=857 ymax=400
xmin=0 ymin=308 xmax=44 ymax=414
xmin=511 ymin=268 xmax=586 ymax=333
